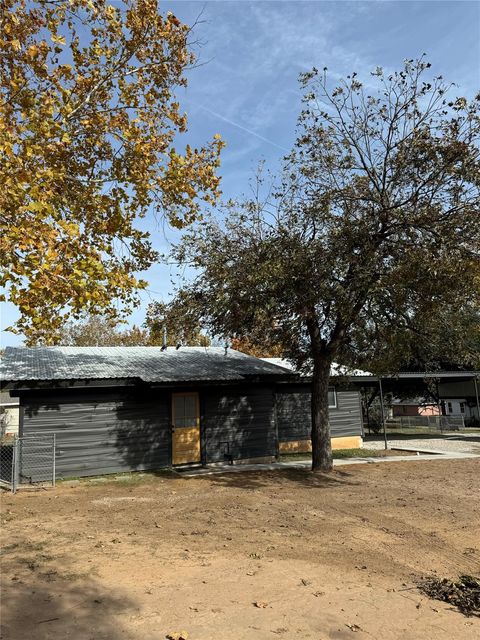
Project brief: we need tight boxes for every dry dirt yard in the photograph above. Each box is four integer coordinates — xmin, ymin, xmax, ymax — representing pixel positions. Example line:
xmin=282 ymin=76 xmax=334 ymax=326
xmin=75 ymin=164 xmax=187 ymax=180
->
xmin=1 ymin=459 xmax=479 ymax=640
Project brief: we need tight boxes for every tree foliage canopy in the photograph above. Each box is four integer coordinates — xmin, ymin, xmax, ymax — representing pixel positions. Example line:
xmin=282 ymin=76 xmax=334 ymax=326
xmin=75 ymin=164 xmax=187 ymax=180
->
xmin=57 ymin=314 xmax=148 ymax=346
xmin=145 ymin=293 xmax=210 ymax=347
xmin=174 ymin=58 xmax=480 ymax=469
xmin=0 ymin=0 xmax=223 ymax=343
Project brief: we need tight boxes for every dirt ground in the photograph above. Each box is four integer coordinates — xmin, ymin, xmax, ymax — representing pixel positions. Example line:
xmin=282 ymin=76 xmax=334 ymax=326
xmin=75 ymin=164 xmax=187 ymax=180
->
xmin=1 ymin=459 xmax=479 ymax=640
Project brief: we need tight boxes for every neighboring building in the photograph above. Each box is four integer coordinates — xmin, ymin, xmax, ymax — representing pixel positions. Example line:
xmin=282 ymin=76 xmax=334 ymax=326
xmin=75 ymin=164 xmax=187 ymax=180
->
xmin=438 ymin=379 xmax=479 ymax=420
xmin=390 ymin=398 xmax=440 ymax=417
xmin=441 ymin=398 xmax=474 ymax=418
xmin=0 ymin=346 xmax=364 ymax=479
xmin=0 ymin=390 xmax=19 ymax=436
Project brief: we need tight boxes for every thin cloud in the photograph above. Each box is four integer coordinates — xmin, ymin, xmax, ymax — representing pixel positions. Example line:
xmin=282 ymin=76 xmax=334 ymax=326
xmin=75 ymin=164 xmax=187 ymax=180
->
xmin=198 ymin=105 xmax=289 ymax=153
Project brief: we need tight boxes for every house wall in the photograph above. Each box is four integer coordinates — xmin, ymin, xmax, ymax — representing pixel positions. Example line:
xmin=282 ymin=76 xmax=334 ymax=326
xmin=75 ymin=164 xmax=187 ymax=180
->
xmin=202 ymin=386 xmax=276 ymax=463
xmin=19 ymin=388 xmax=171 ymax=478
xmin=442 ymin=398 xmax=476 ymax=418
xmin=0 ymin=390 xmax=20 ymax=436
xmin=275 ymin=385 xmax=363 ymax=453
xmin=1 ymin=405 xmax=20 ymax=435
xmin=18 ymin=384 xmax=278 ymax=478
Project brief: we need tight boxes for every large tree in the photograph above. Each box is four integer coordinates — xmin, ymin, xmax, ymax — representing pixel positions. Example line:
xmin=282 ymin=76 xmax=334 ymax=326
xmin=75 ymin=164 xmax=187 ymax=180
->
xmin=0 ymin=0 xmax=223 ymax=343
xmin=57 ymin=315 xmax=148 ymax=346
xmin=349 ymin=305 xmax=480 ymax=374
xmin=174 ymin=58 xmax=480 ymax=471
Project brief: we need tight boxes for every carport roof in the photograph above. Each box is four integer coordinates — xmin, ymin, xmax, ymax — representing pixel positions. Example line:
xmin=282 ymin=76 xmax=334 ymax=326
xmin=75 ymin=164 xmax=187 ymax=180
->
xmin=350 ymin=371 xmax=479 ymax=382
xmin=0 ymin=346 xmax=293 ymax=384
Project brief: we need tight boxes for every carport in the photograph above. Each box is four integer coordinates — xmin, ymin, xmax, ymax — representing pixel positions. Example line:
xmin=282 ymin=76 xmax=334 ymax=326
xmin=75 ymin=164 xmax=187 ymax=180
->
xmin=350 ymin=370 xmax=480 ymax=449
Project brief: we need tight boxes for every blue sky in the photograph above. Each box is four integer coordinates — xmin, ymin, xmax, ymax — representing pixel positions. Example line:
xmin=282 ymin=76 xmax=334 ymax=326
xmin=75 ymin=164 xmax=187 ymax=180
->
xmin=2 ymin=0 xmax=479 ymax=346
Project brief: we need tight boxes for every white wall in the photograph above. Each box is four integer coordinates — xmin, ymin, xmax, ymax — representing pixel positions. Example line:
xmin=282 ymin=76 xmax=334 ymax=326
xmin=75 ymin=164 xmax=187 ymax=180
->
xmin=1 ymin=405 xmax=19 ymax=435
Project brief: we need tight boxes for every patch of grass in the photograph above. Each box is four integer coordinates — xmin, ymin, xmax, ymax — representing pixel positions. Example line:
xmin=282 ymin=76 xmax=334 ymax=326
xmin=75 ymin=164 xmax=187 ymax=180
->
xmin=1 ymin=541 xmax=46 ymax=556
xmin=57 ymin=468 xmax=176 ymax=486
xmin=376 ymin=428 xmax=480 ymax=436
xmin=1 ymin=542 xmax=21 ymax=554
xmin=332 ymin=448 xmax=389 ymax=458
xmin=280 ymin=448 xmax=390 ymax=462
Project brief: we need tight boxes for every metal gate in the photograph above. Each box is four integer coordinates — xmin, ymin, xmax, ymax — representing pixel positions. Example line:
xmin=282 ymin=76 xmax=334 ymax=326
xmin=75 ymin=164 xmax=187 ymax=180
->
xmin=0 ymin=433 xmax=56 ymax=493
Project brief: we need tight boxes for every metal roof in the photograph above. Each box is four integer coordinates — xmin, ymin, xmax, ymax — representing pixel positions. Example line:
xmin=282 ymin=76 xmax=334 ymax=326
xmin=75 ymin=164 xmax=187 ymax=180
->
xmin=351 ymin=371 xmax=479 ymax=382
xmin=261 ymin=359 xmax=479 ymax=383
xmin=0 ymin=346 xmax=293 ymax=384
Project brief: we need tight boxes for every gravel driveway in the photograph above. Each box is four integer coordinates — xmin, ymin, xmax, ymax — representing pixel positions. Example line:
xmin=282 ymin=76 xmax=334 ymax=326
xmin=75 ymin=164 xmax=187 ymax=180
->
xmin=366 ymin=432 xmax=480 ymax=455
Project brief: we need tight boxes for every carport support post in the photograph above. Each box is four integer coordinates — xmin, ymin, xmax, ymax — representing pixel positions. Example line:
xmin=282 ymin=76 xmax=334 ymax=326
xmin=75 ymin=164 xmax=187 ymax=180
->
xmin=435 ymin=379 xmax=442 ymax=421
xmin=52 ymin=433 xmax=56 ymax=488
xmin=379 ymin=378 xmax=388 ymax=450
xmin=474 ymin=376 xmax=480 ymax=422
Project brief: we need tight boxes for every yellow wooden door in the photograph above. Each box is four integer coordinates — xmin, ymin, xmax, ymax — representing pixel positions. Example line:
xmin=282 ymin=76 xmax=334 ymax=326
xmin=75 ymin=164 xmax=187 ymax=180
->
xmin=172 ymin=392 xmax=201 ymax=465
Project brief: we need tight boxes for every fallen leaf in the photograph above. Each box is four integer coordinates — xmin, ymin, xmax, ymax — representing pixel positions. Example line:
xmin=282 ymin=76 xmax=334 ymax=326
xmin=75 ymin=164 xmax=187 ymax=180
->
xmin=166 ymin=632 xmax=189 ymax=640
xmin=346 ymin=623 xmax=362 ymax=632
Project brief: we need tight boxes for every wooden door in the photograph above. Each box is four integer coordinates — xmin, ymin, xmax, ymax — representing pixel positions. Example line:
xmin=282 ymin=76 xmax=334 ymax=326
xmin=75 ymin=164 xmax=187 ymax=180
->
xmin=171 ymin=392 xmax=201 ymax=465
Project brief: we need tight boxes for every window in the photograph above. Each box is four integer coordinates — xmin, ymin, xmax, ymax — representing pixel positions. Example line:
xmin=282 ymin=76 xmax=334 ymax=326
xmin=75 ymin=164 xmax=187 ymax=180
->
xmin=447 ymin=402 xmax=453 ymax=414
xmin=328 ymin=388 xmax=337 ymax=408
xmin=460 ymin=402 xmax=465 ymax=414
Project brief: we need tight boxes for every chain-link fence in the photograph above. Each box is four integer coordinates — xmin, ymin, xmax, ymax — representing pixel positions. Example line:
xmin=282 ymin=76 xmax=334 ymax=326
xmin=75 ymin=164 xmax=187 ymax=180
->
xmin=0 ymin=433 xmax=56 ymax=493
xmin=387 ymin=415 xmax=465 ymax=431
xmin=0 ymin=436 xmax=15 ymax=490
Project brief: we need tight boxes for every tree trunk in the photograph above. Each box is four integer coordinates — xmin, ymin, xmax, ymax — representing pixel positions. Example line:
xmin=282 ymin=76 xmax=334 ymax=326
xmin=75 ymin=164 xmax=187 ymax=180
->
xmin=311 ymin=354 xmax=334 ymax=472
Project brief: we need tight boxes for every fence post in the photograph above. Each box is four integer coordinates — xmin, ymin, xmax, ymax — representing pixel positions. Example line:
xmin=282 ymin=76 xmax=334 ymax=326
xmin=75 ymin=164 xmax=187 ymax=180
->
xmin=52 ymin=433 xmax=56 ymax=488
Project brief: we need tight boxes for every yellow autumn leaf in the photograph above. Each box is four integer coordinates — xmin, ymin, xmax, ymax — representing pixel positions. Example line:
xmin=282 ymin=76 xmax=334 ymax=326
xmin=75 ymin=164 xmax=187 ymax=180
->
xmin=51 ymin=34 xmax=66 ymax=46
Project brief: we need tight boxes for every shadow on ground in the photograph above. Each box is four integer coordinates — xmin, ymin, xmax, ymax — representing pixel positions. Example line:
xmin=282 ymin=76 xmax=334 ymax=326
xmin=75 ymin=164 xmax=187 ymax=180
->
xmin=181 ymin=467 xmax=360 ymax=491
xmin=1 ymin=546 xmax=137 ymax=640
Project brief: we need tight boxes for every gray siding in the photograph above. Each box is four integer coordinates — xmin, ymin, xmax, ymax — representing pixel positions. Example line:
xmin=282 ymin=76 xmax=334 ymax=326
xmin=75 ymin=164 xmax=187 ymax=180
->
xmin=20 ymin=390 xmax=170 ymax=478
xmin=276 ymin=385 xmax=362 ymax=442
xmin=203 ymin=386 xmax=276 ymax=463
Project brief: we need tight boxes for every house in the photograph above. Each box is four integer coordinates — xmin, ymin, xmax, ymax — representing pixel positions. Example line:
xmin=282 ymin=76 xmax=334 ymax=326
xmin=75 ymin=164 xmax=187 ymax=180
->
xmin=390 ymin=398 xmax=440 ymax=417
xmin=0 ymin=346 xmax=364 ymax=479
xmin=437 ymin=379 xmax=480 ymax=422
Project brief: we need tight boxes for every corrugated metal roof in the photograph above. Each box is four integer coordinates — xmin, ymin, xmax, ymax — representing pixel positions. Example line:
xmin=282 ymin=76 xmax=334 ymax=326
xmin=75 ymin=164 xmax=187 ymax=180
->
xmin=0 ymin=346 xmax=293 ymax=383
